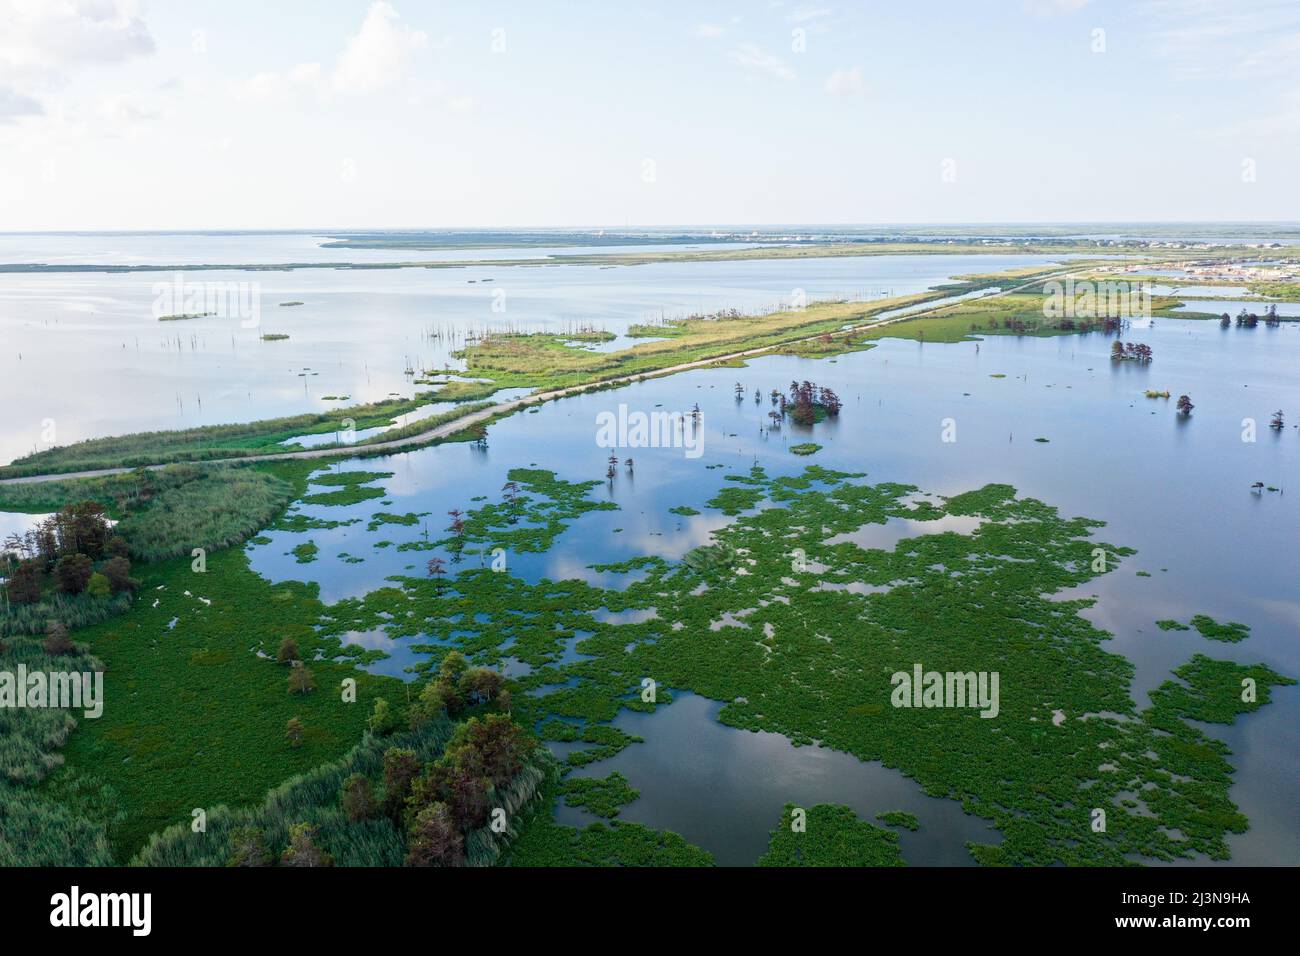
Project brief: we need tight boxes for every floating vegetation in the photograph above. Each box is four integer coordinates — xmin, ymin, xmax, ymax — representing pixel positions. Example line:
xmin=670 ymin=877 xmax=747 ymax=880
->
xmin=790 ymin=443 xmax=823 ymax=456
xmin=301 ymin=486 xmax=386 ymax=507
xmin=279 ymin=301 xmax=305 ymax=307
xmin=558 ymin=772 xmax=639 ymax=818
xmin=271 ymin=513 xmax=359 ymax=533
xmin=310 ymin=471 xmax=395 ymax=487
xmin=367 ymin=512 xmax=424 ymax=532
xmin=758 ymin=804 xmax=905 ymax=866
xmin=1145 ymin=390 xmax=1171 ymax=399
xmin=1190 ymin=614 xmax=1251 ymax=643
xmin=507 ymin=772 xmax=711 ymax=867
xmin=326 ymin=465 xmax=1294 ymax=866
xmin=668 ymin=506 xmax=700 ymax=517
xmin=1156 ymin=619 xmax=1191 ymax=631
xmin=291 ymin=541 xmax=318 ymax=564
xmin=260 ymin=333 xmax=290 ymax=341
xmin=157 ymin=312 xmax=215 ymax=322
xmin=877 ymin=810 xmax=920 ymax=831
xmin=300 ymin=472 xmax=392 ymax=507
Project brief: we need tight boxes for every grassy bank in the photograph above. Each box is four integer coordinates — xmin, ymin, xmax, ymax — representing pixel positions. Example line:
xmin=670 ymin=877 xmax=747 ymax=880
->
xmin=0 ymin=394 xmax=451 ymax=479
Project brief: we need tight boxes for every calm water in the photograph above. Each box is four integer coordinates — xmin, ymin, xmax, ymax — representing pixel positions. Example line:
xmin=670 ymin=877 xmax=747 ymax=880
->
xmin=0 ymin=238 xmax=1064 ymax=464
xmin=2 ymin=234 xmax=1296 ymax=866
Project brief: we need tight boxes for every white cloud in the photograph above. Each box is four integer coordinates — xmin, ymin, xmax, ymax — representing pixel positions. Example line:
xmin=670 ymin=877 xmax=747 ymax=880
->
xmin=0 ymin=0 xmax=154 ymax=80
xmin=238 ymin=2 xmax=442 ymax=105
xmin=693 ymin=23 xmax=726 ymax=39
xmin=332 ymin=1 xmax=427 ymax=93
xmin=726 ymin=44 xmax=796 ymax=81
xmin=0 ymin=0 xmax=154 ymax=120
xmin=824 ymin=65 xmax=867 ymax=97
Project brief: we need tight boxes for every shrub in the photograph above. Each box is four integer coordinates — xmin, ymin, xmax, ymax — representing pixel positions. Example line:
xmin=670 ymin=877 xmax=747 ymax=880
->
xmin=406 ymin=803 xmax=464 ymax=867
xmin=102 ymin=556 xmax=138 ymax=593
xmin=4 ymin=561 xmax=42 ymax=605
xmin=280 ymin=822 xmax=333 ymax=867
xmin=287 ymin=662 xmax=316 ymax=695
xmin=368 ymin=698 xmax=399 ymax=735
xmin=85 ymin=572 xmax=110 ymax=599
xmin=42 ymin=621 xmax=74 ymax=656
xmin=285 ymin=717 xmax=305 ymax=748
xmin=382 ymin=748 xmax=420 ymax=820
xmin=227 ymin=827 xmax=272 ymax=867
xmin=277 ymin=636 xmax=300 ymax=665
xmin=53 ymin=554 xmax=93 ymax=595
xmin=341 ymin=774 xmax=376 ymax=822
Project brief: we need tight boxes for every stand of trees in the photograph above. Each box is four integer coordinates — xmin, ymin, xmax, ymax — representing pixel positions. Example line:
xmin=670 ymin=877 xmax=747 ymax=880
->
xmin=1110 ymin=341 xmax=1153 ymax=363
xmin=3 ymin=502 xmax=138 ymax=612
xmin=783 ymin=380 xmax=842 ymax=427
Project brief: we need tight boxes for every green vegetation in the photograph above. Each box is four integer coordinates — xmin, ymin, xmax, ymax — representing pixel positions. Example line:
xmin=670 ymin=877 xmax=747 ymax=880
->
xmin=878 ymin=810 xmax=920 ymax=831
xmin=1156 ymin=619 xmax=1191 ymax=631
xmin=559 ymin=772 xmax=639 ymax=818
xmin=37 ymin=541 xmax=404 ymax=858
xmin=412 ymin=379 xmax=501 ymax=402
xmin=329 ymin=466 xmax=1292 ymax=866
xmin=790 ymin=443 xmax=822 ymax=456
xmin=158 ymin=312 xmax=214 ymax=322
xmin=301 ymin=470 xmax=390 ymax=507
xmin=291 ymin=541 xmax=318 ymax=563
xmin=135 ymin=712 xmax=549 ymax=867
xmin=454 ymin=292 xmax=940 ymax=393
xmin=0 ymin=464 xmax=297 ymax=563
xmin=0 ymin=394 xmax=453 ymax=478
xmin=1190 ymin=615 xmax=1251 ymax=643
xmin=4 ymin=438 xmax=1291 ymax=868
xmin=758 ymin=804 xmax=905 ymax=866
xmin=507 ymin=772 xmax=712 ymax=867
xmin=2 ymin=503 xmax=141 ymax=636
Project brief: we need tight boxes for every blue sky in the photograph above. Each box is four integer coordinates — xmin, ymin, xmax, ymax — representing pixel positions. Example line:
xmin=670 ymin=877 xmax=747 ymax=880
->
xmin=0 ymin=0 xmax=1297 ymax=229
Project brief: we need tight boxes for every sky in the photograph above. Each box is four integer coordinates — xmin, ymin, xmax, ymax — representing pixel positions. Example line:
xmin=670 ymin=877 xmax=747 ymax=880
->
xmin=0 ymin=0 xmax=1297 ymax=230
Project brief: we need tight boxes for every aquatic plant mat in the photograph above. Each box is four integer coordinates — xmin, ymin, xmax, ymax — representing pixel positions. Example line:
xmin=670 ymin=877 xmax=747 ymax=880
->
xmin=314 ymin=464 xmax=1291 ymax=865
